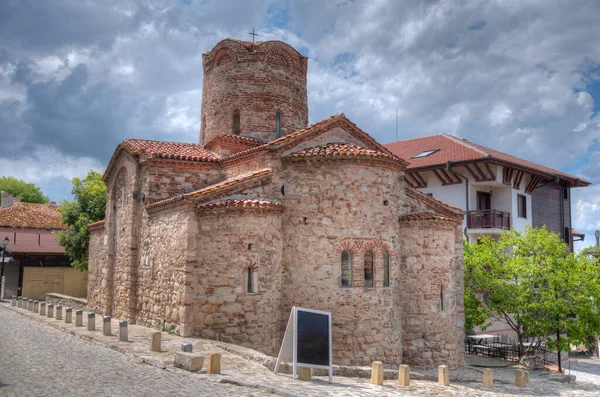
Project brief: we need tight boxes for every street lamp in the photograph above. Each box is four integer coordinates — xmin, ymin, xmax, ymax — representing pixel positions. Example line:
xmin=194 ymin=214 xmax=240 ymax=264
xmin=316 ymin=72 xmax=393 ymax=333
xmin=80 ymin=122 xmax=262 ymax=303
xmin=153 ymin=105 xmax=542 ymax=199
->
xmin=595 ymin=230 xmax=600 ymax=247
xmin=0 ymin=236 xmax=9 ymax=301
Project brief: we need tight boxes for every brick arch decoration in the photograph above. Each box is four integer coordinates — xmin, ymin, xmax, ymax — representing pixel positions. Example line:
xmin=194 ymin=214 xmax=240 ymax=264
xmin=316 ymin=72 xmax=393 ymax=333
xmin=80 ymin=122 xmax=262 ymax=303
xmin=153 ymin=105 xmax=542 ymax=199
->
xmin=213 ymin=46 xmax=237 ymax=67
xmin=265 ymin=47 xmax=292 ymax=67
xmin=332 ymin=237 xmax=393 ymax=259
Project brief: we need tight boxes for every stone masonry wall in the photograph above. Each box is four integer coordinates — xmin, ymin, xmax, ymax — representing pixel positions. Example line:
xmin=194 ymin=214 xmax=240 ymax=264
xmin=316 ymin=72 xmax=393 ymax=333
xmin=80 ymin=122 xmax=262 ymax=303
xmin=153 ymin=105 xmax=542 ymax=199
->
xmin=194 ymin=209 xmax=283 ymax=356
xmin=200 ymin=40 xmax=308 ymax=145
xmin=398 ymin=219 xmax=464 ymax=369
xmin=279 ymin=160 xmax=404 ymax=367
xmin=136 ymin=206 xmax=195 ymax=334
xmin=87 ymin=228 xmax=107 ymax=313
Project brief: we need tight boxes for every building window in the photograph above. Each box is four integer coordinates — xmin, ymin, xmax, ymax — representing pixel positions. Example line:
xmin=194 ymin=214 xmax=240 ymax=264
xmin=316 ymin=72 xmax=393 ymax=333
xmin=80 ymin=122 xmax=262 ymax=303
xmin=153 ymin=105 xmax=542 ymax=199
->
xmin=412 ymin=149 xmax=439 ymax=159
xmin=440 ymin=286 xmax=445 ymax=311
xmin=383 ymin=251 xmax=390 ymax=287
xmin=364 ymin=251 xmax=374 ymax=289
xmin=564 ymin=227 xmax=570 ymax=244
xmin=517 ymin=194 xmax=527 ymax=218
xmin=246 ymin=267 xmax=255 ymax=293
xmin=341 ymin=250 xmax=353 ymax=288
xmin=275 ymin=111 xmax=281 ymax=138
xmin=233 ymin=110 xmax=240 ymax=135
xmin=563 ymin=187 xmax=569 ymax=200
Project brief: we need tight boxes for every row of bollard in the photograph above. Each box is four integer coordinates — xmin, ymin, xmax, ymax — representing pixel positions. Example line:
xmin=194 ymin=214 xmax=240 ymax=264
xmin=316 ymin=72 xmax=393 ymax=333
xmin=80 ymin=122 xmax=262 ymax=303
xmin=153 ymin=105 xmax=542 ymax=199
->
xmin=11 ymin=295 xmax=221 ymax=374
xmin=370 ymin=361 xmax=530 ymax=388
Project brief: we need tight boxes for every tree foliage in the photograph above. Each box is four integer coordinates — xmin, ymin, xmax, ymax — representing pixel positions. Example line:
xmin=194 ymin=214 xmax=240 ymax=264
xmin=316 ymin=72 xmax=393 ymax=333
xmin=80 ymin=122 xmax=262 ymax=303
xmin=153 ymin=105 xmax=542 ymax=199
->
xmin=0 ymin=176 xmax=49 ymax=203
xmin=465 ymin=226 xmax=600 ymax=358
xmin=56 ymin=171 xmax=106 ymax=271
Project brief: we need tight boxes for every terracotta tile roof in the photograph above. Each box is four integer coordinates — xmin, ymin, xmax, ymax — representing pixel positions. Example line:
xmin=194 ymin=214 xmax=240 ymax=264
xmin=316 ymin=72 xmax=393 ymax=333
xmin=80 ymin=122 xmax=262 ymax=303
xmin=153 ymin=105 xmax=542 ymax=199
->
xmin=120 ymin=139 xmax=220 ymax=162
xmin=88 ymin=219 xmax=105 ymax=232
xmin=572 ymin=229 xmax=584 ymax=237
xmin=285 ymin=143 xmax=395 ymax=161
xmin=197 ymin=198 xmax=283 ymax=211
xmin=205 ymin=134 xmax=265 ymax=151
xmin=399 ymin=212 xmax=459 ymax=222
xmin=224 ymin=114 xmax=407 ymax=167
xmin=145 ymin=169 xmax=273 ymax=210
xmin=0 ymin=203 xmax=66 ymax=229
xmin=384 ymin=134 xmax=589 ymax=186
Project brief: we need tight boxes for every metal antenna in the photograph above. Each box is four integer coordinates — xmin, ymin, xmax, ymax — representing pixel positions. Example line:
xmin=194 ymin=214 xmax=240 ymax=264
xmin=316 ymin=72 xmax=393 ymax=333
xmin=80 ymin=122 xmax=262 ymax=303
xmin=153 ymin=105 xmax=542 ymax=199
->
xmin=249 ymin=27 xmax=259 ymax=46
xmin=396 ymin=108 xmax=399 ymax=141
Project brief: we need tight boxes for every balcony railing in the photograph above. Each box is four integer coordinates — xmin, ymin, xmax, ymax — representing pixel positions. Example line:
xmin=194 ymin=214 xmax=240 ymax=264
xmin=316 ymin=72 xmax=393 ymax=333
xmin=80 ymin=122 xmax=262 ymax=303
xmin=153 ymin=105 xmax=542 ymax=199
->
xmin=467 ymin=210 xmax=511 ymax=230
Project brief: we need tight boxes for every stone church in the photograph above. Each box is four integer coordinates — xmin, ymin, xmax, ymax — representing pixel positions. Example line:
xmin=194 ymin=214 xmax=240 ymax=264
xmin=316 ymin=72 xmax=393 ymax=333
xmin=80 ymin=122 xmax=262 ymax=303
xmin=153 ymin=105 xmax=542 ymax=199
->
xmin=87 ymin=38 xmax=465 ymax=368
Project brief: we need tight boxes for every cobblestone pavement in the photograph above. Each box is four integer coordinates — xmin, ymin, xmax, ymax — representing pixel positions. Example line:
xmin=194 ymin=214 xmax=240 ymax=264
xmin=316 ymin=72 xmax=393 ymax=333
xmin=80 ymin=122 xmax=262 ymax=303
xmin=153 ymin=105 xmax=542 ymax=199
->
xmin=2 ymin=304 xmax=600 ymax=396
xmin=0 ymin=307 xmax=273 ymax=397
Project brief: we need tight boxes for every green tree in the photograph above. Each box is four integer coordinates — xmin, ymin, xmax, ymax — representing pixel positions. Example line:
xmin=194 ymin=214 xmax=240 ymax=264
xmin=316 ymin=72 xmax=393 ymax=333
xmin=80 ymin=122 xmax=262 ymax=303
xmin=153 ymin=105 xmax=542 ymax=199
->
xmin=465 ymin=226 xmax=600 ymax=368
xmin=0 ymin=176 xmax=49 ymax=203
xmin=56 ymin=171 xmax=106 ymax=271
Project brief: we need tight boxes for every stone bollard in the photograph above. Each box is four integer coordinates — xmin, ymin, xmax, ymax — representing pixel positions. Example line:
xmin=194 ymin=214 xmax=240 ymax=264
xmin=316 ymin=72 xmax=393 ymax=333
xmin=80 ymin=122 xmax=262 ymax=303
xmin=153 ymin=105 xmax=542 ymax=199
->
xmin=119 ymin=321 xmax=128 ymax=342
xmin=370 ymin=361 xmax=384 ymax=386
xmin=207 ymin=353 xmax=221 ymax=374
xmin=11 ymin=295 xmax=16 ymax=306
xmin=103 ymin=316 xmax=112 ymax=336
xmin=75 ymin=309 xmax=83 ymax=326
xmin=174 ymin=352 xmax=204 ymax=372
xmin=17 ymin=296 xmax=22 ymax=308
xmin=65 ymin=308 xmax=72 ymax=323
xmin=524 ymin=370 xmax=530 ymax=385
xmin=483 ymin=368 xmax=494 ymax=388
xmin=40 ymin=302 xmax=46 ymax=316
xmin=515 ymin=368 xmax=526 ymax=388
xmin=21 ymin=297 xmax=27 ymax=308
xmin=55 ymin=305 xmax=62 ymax=320
xmin=87 ymin=312 xmax=95 ymax=331
xmin=28 ymin=299 xmax=34 ymax=311
xmin=181 ymin=343 xmax=193 ymax=353
xmin=298 ymin=367 xmax=312 ymax=381
xmin=47 ymin=303 xmax=54 ymax=318
xmin=398 ymin=364 xmax=410 ymax=386
xmin=438 ymin=365 xmax=449 ymax=386
xmin=33 ymin=300 xmax=39 ymax=313
xmin=150 ymin=332 xmax=161 ymax=352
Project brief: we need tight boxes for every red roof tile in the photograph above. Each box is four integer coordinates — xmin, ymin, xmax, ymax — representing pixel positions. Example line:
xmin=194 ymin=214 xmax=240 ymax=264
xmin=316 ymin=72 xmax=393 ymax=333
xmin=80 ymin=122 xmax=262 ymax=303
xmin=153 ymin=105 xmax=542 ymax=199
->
xmin=205 ymin=134 xmax=265 ymax=151
xmin=285 ymin=143 xmax=395 ymax=161
xmin=197 ymin=198 xmax=283 ymax=211
xmin=384 ymin=134 xmax=589 ymax=186
xmin=0 ymin=203 xmax=66 ymax=229
xmin=399 ymin=212 xmax=459 ymax=222
xmin=145 ymin=169 xmax=273 ymax=210
xmin=121 ymin=139 xmax=219 ymax=162
xmin=88 ymin=219 xmax=105 ymax=232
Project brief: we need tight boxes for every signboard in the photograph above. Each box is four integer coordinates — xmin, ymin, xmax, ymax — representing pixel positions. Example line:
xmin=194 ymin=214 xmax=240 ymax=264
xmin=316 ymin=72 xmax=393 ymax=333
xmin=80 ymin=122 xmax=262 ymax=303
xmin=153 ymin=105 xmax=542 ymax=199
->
xmin=274 ymin=306 xmax=332 ymax=383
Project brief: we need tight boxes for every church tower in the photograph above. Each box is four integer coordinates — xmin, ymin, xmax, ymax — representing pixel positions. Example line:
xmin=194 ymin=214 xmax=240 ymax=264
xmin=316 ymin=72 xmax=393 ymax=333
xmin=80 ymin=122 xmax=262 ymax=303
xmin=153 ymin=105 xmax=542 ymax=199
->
xmin=200 ymin=39 xmax=308 ymax=146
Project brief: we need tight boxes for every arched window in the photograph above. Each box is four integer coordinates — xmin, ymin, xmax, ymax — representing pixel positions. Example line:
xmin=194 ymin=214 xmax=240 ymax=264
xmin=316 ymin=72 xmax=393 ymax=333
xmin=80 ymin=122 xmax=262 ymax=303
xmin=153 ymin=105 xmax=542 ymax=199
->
xmin=245 ymin=267 xmax=256 ymax=294
xmin=341 ymin=250 xmax=352 ymax=288
xmin=440 ymin=286 xmax=445 ymax=311
xmin=383 ymin=251 xmax=390 ymax=287
xmin=233 ymin=110 xmax=240 ymax=135
xmin=364 ymin=251 xmax=374 ymax=288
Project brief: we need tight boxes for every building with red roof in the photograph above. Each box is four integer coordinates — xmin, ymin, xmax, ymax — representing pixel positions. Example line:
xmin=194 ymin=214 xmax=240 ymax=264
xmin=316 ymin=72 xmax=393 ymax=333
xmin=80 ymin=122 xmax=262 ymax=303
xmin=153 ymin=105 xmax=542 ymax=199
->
xmin=384 ymin=134 xmax=589 ymax=250
xmin=86 ymin=38 xmax=467 ymax=369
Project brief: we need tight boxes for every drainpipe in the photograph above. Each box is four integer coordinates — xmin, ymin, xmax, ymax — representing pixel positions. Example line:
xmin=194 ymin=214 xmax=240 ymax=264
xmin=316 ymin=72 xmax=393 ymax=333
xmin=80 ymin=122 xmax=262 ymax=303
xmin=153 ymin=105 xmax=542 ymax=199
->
xmin=447 ymin=161 xmax=469 ymax=242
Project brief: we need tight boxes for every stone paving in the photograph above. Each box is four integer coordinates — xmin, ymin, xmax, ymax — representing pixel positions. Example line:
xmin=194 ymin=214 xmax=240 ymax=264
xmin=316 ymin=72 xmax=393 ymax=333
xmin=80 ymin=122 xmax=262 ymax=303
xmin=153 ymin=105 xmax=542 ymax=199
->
xmin=2 ymin=302 xmax=600 ymax=396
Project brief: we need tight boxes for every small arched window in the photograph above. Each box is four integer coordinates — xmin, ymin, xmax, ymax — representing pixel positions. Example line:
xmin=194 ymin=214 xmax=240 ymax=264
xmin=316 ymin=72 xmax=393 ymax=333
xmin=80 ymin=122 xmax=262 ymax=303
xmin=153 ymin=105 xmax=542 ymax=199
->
xmin=383 ymin=251 xmax=390 ymax=287
xmin=341 ymin=250 xmax=353 ymax=288
xmin=440 ymin=285 xmax=445 ymax=311
xmin=233 ymin=110 xmax=241 ymax=135
xmin=364 ymin=251 xmax=374 ymax=288
xmin=245 ymin=267 xmax=256 ymax=294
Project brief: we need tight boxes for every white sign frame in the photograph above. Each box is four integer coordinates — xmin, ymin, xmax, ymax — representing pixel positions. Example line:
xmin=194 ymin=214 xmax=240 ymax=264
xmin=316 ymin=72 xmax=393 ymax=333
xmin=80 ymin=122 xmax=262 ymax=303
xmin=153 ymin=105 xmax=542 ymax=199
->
xmin=274 ymin=306 xmax=333 ymax=383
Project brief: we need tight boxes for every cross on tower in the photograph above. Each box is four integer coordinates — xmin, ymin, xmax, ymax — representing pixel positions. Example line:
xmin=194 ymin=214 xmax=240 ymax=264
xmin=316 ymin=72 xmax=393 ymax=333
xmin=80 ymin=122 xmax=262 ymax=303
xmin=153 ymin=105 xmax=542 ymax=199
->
xmin=249 ymin=27 xmax=258 ymax=45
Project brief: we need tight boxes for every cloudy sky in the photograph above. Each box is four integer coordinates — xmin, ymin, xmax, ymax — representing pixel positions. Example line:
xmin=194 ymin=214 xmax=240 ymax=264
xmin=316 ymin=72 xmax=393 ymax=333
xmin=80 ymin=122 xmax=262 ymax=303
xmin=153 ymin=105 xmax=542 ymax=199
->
xmin=1 ymin=0 xmax=599 ymax=246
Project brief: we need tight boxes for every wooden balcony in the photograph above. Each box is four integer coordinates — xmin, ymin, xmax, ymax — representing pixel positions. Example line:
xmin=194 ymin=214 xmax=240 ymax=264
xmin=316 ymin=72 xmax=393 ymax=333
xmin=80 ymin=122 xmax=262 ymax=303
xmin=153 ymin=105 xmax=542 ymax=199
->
xmin=467 ymin=210 xmax=511 ymax=230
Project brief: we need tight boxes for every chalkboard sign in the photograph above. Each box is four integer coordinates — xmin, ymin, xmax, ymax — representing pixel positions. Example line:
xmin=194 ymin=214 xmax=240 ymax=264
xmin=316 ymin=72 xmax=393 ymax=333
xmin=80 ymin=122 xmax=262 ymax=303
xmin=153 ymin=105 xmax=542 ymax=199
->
xmin=274 ymin=306 xmax=333 ymax=383
xmin=297 ymin=310 xmax=330 ymax=366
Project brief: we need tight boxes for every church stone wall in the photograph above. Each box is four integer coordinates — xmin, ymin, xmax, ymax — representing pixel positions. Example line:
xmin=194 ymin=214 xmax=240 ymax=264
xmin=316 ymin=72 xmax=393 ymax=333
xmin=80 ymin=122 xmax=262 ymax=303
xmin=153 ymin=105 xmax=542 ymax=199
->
xmin=398 ymin=220 xmax=464 ymax=369
xmin=279 ymin=161 xmax=404 ymax=366
xmin=136 ymin=206 xmax=195 ymax=334
xmin=193 ymin=209 xmax=283 ymax=356
xmin=200 ymin=40 xmax=308 ymax=145
xmin=87 ymin=228 xmax=107 ymax=313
